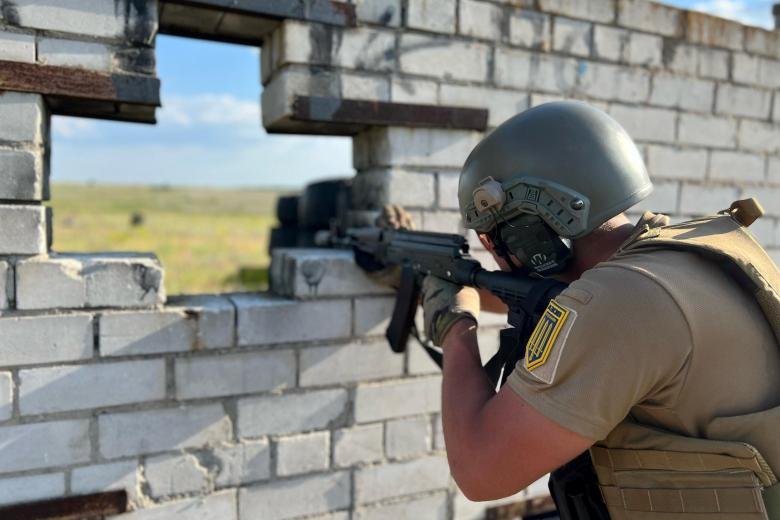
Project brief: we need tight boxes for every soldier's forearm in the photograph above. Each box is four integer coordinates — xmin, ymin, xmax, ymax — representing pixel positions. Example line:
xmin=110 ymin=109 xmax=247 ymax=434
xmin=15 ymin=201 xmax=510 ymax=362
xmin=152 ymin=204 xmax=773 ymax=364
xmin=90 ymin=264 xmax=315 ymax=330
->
xmin=440 ymin=320 xmax=497 ymax=498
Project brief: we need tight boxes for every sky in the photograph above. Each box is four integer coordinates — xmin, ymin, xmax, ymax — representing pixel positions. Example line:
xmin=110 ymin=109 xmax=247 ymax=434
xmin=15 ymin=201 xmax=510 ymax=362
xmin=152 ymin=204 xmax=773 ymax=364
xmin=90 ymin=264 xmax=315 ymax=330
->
xmin=51 ymin=0 xmax=776 ymax=189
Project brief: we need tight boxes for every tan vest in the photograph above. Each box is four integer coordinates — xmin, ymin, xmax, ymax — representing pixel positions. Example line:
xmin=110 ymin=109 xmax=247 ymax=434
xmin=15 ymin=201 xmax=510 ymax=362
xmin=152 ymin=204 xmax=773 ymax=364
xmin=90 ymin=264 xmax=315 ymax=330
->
xmin=591 ymin=200 xmax=780 ymax=520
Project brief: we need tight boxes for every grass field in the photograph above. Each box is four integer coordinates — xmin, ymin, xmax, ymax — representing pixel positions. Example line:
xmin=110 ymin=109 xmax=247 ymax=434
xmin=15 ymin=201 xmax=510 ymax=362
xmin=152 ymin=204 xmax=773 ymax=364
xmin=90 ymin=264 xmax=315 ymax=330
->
xmin=49 ymin=183 xmax=289 ymax=295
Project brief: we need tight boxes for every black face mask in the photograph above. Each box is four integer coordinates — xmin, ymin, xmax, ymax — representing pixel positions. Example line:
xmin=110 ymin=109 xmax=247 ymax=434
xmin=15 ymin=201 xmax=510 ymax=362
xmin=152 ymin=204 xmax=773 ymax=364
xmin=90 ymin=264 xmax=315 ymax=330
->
xmin=494 ymin=214 xmax=573 ymax=276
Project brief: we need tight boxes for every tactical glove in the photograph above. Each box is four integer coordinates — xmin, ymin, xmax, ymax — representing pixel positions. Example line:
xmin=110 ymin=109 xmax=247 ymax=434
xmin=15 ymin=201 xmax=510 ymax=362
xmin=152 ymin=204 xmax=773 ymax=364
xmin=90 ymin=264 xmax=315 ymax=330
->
xmin=421 ymin=275 xmax=480 ymax=346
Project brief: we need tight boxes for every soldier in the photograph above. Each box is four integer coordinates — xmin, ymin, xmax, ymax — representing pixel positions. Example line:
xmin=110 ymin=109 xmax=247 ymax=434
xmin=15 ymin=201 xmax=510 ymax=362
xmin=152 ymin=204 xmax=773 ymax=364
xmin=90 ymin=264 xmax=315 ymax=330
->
xmin=420 ymin=101 xmax=780 ymax=519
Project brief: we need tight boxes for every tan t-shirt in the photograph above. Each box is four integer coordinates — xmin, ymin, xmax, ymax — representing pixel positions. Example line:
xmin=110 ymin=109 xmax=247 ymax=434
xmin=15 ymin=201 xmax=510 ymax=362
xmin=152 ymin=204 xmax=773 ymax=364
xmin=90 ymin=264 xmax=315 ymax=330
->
xmin=507 ymin=247 xmax=780 ymax=442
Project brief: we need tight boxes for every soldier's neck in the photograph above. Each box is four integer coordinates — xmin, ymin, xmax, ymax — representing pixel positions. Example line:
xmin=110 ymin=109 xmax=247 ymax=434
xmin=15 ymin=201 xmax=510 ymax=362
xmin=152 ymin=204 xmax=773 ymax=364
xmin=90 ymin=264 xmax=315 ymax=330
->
xmin=558 ymin=214 xmax=635 ymax=283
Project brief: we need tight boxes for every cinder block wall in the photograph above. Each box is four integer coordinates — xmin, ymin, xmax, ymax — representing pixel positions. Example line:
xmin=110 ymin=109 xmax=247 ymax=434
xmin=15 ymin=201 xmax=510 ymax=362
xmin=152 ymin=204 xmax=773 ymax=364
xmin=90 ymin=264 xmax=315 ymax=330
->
xmin=0 ymin=1 xmax=778 ymax=519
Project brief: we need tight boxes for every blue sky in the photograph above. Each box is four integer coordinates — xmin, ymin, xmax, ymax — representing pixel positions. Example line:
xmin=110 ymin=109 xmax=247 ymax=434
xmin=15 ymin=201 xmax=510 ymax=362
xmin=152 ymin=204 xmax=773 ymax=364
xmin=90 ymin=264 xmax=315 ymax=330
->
xmin=51 ymin=0 xmax=775 ymax=188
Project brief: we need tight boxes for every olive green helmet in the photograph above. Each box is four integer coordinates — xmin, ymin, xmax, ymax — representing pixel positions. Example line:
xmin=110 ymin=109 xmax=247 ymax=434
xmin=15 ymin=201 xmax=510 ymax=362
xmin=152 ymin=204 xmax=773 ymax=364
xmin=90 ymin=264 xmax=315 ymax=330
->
xmin=459 ymin=101 xmax=652 ymax=239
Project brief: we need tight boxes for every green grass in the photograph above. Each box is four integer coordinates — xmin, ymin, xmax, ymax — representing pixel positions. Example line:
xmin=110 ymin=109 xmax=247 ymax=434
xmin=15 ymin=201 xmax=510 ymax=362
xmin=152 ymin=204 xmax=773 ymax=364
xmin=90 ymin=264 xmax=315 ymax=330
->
xmin=49 ymin=183 xmax=290 ymax=295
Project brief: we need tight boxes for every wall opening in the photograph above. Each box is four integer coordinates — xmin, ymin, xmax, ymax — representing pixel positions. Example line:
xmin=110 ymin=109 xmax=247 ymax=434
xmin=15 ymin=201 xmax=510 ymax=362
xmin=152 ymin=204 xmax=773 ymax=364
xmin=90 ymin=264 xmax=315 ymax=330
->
xmin=49 ymin=34 xmax=353 ymax=295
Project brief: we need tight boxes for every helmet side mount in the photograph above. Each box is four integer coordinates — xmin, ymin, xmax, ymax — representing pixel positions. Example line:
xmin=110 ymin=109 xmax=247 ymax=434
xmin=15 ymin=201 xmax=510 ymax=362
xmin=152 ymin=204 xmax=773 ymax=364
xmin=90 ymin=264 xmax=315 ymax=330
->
xmin=473 ymin=177 xmax=506 ymax=213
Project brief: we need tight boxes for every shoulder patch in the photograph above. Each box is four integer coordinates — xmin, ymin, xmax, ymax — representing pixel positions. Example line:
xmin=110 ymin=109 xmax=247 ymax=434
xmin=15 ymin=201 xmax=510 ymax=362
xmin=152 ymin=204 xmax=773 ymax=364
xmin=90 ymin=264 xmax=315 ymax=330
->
xmin=524 ymin=300 xmax=577 ymax=384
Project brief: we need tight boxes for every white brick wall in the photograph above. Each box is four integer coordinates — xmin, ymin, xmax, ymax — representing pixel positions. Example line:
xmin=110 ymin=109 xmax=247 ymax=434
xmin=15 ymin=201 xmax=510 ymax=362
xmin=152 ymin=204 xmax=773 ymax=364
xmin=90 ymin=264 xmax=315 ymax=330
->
xmin=553 ymin=17 xmax=592 ymax=57
xmin=38 ymin=38 xmax=113 ymax=71
xmin=386 ymin=416 xmax=432 ymax=458
xmin=239 ymin=472 xmax=351 ymax=519
xmin=238 ymin=389 xmax=348 ymax=437
xmin=0 ymin=472 xmax=64 ymax=506
xmin=407 ymin=0 xmax=456 ymax=34
xmin=19 ymin=359 xmax=166 ymax=414
xmin=0 ymin=150 xmax=45 ymax=201
xmin=277 ymin=431 xmax=330 ymax=476
xmin=100 ymin=310 xmax=196 ymax=356
xmin=333 ymin=424 xmax=384 ymax=467
xmin=71 ymin=461 xmax=139 ymax=502
xmin=300 ymin=340 xmax=404 ymax=386
xmin=0 ymin=313 xmax=93 ymax=367
xmin=399 ymin=34 xmax=489 ymax=82
xmin=541 ymin=0 xmax=614 ymax=23
xmin=680 ymin=184 xmax=740 ymax=215
xmin=678 ymin=113 xmax=737 ymax=148
xmin=650 ymin=74 xmax=714 ymax=113
xmin=0 ymin=372 xmax=11 ymax=421
xmin=459 ymin=0 xmax=502 ymax=41
xmin=509 ymin=10 xmax=550 ymax=49
xmin=99 ymin=404 xmax=232 ymax=458
xmin=0 ymin=205 xmax=48 ymax=255
xmin=709 ymin=151 xmax=765 ymax=183
xmin=146 ymin=453 xmax=209 ymax=497
xmin=0 ymin=30 xmax=35 ymax=63
xmin=354 ymin=455 xmax=450 ymax=503
xmin=354 ymin=377 xmax=441 ymax=422
xmin=167 ymin=295 xmax=235 ymax=349
xmin=0 ymin=92 xmax=47 ymax=144
xmin=0 ymin=419 xmax=90 ymax=472
xmin=716 ymin=84 xmax=772 ymax=119
xmin=213 ymin=440 xmax=271 ymax=487
xmin=175 ymin=350 xmax=295 ymax=400
xmin=109 ymin=490 xmax=237 ymax=520
xmin=355 ymin=492 xmax=448 ymax=520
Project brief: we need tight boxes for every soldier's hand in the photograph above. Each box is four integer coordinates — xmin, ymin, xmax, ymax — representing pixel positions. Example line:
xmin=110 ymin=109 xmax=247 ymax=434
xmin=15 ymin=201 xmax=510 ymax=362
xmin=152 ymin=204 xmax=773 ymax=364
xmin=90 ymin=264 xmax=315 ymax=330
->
xmin=421 ymin=275 xmax=480 ymax=346
xmin=363 ymin=204 xmax=415 ymax=288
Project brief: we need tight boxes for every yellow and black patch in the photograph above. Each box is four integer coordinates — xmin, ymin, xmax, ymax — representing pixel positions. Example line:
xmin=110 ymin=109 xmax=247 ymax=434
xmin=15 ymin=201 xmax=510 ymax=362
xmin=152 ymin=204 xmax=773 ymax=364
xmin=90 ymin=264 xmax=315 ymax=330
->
xmin=525 ymin=300 xmax=570 ymax=371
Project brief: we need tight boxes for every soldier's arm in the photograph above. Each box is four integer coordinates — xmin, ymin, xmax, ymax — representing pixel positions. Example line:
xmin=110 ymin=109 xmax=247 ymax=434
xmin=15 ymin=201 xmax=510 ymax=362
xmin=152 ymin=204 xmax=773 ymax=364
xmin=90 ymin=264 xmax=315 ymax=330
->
xmin=441 ymin=320 xmax=593 ymax=501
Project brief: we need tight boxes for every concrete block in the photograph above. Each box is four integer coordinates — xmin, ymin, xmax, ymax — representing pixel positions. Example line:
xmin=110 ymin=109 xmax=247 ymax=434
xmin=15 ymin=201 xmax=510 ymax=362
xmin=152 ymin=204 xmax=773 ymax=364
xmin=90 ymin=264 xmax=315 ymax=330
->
xmin=0 ymin=92 xmax=47 ymax=144
xmin=666 ymin=43 xmax=696 ymax=75
xmin=0 ymin=419 xmax=90 ymax=472
xmin=38 ymin=38 xmax=113 ymax=71
xmin=354 ymin=126 xmax=482 ymax=170
xmin=649 ymin=73 xmax=714 ymax=113
xmin=646 ymin=146 xmax=707 ymax=180
xmin=626 ymin=32 xmax=662 ymax=67
xmin=238 ymin=389 xmax=348 ymax=437
xmin=354 ymin=376 xmax=441 ymax=422
xmin=407 ymin=0 xmax=456 ymax=34
xmin=609 ymin=104 xmax=676 ymax=144
xmin=494 ymin=48 xmax=578 ymax=94
xmin=408 ymin=342 xmax=443 ymax=375
xmin=438 ymin=84 xmax=529 ymax=128
xmin=438 ymin=172 xmax=460 ymax=209
xmin=355 ymin=0 xmax=401 ymax=27
xmin=213 ymin=440 xmax=271 ymax=487
xmin=509 ymin=10 xmax=550 ymax=50
xmin=72 ymin=461 xmax=139 ymax=503
xmin=354 ymin=455 xmax=449 ymax=503
xmin=399 ymin=34 xmax=489 ymax=82
xmin=709 ymin=151 xmax=765 ymax=183
xmin=0 ymin=372 xmax=10 ymax=421
xmin=422 ymin=210 xmax=463 ymax=234
xmin=680 ymin=185 xmax=740 ymax=216
xmin=0 ymin=30 xmax=35 ymax=63
xmin=459 ymin=0 xmax=502 ymax=40
xmin=240 ymin=472 xmax=350 ymax=519
xmin=300 ymin=340 xmax=404 ymax=387
xmin=747 ymin=217 xmax=775 ymax=248
xmin=145 ymin=453 xmax=208 ymax=497
xmin=341 ymin=74 xmax=391 ymax=101
xmin=352 ymin=169 xmax=436 ymax=209
xmin=0 ymin=472 xmax=64 ymax=506
xmin=678 ymin=113 xmax=737 ymax=148
xmin=108 ymin=490 xmax=237 ymax=520
xmin=19 ymin=359 xmax=165 ymax=415
xmin=745 ymin=27 xmax=780 ymax=57
xmin=230 ymin=294 xmax=352 ymax=347
xmin=685 ymin=12 xmax=743 ymax=51
xmin=577 ymin=62 xmax=650 ymax=103
xmin=553 ymin=17 xmax=592 ymax=58
xmin=99 ymin=404 xmax=232 ymax=458
xmin=0 ymin=313 xmax=93 ymax=367
xmin=0 ymin=205 xmax=48 ymax=255
xmin=716 ymin=84 xmax=772 ymax=119
xmin=592 ymin=25 xmax=628 ymax=61
xmin=333 ymin=424 xmax=383 ymax=467
xmin=167 ymin=295 xmax=235 ymax=349
xmin=540 ymin=0 xmax=614 ymax=22
xmin=99 ymin=309 xmax=196 ymax=356
xmin=354 ymin=296 xmax=394 ymax=337
xmin=749 ymin=187 xmax=780 ymax=217
xmin=0 ymin=150 xmax=46 ymax=200
xmin=697 ymin=48 xmax=729 ymax=80
xmin=11 ymin=0 xmax=147 ymax=40
xmin=390 ymin=77 xmax=438 ymax=104
xmin=631 ymin=181 xmax=679 ymax=215
xmin=355 ymin=492 xmax=448 ymax=520
xmin=453 ymin=489 xmax=529 ymax=520
xmin=333 ymin=28 xmax=396 ymax=71
xmin=0 ymin=261 xmax=8 ymax=311
xmin=769 ymin=157 xmax=780 ymax=183
xmin=175 ymin=350 xmax=295 ymax=400
xmin=776 ymin=93 xmax=780 ymax=123
xmin=386 ymin=416 xmax=431 ymax=459
xmin=617 ymin=0 xmax=682 ymax=37
xmin=16 ymin=253 xmax=164 ymax=310
xmin=277 ymin=431 xmax=330 ymax=476
xmin=733 ymin=53 xmax=760 ymax=84
xmin=433 ymin=414 xmax=445 ymax=450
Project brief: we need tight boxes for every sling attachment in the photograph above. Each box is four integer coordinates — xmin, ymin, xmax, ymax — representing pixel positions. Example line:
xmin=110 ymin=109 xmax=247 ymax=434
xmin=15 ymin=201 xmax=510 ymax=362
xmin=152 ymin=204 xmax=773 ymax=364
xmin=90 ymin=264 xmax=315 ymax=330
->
xmin=725 ymin=198 xmax=764 ymax=227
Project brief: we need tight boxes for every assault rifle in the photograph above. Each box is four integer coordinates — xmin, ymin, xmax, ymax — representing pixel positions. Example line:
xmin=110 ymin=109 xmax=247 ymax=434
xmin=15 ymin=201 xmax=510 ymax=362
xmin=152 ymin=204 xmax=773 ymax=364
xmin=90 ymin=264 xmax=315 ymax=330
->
xmin=320 ymin=226 xmax=566 ymax=384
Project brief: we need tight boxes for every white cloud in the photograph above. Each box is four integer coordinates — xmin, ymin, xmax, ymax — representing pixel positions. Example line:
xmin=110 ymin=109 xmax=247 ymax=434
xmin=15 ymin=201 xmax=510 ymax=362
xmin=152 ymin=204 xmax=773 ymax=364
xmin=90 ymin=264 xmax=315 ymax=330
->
xmin=158 ymin=93 xmax=260 ymax=127
xmin=690 ymin=0 xmax=774 ymax=28
xmin=52 ymin=116 xmax=99 ymax=138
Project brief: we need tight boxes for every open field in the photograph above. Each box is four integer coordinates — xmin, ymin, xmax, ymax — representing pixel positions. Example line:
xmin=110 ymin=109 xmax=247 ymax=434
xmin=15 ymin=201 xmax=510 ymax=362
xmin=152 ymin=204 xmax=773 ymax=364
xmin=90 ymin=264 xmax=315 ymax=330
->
xmin=49 ymin=183 xmax=290 ymax=295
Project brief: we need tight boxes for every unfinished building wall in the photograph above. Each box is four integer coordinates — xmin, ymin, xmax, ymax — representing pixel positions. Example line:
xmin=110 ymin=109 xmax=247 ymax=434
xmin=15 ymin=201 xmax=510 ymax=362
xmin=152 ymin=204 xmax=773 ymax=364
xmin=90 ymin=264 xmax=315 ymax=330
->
xmin=0 ymin=1 xmax=778 ymax=519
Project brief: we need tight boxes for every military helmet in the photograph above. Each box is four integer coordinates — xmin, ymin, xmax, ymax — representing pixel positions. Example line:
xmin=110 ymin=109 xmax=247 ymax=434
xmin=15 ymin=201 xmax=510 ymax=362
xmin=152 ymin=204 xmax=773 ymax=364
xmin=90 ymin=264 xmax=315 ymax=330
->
xmin=459 ymin=101 xmax=652 ymax=239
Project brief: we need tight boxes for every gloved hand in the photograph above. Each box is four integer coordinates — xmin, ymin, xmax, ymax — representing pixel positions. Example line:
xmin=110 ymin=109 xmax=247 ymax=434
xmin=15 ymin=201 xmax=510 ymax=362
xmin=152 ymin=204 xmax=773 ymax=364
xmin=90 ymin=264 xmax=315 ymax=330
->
xmin=363 ymin=204 xmax=415 ymax=288
xmin=421 ymin=275 xmax=480 ymax=346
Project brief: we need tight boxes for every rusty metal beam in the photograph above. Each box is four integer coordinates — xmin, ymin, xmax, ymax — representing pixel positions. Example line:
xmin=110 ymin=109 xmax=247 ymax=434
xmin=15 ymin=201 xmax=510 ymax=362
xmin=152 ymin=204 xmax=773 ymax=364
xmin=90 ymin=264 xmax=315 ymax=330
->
xmin=159 ymin=0 xmax=356 ymax=45
xmin=290 ymin=96 xmax=489 ymax=132
xmin=0 ymin=60 xmax=160 ymax=123
xmin=0 ymin=490 xmax=128 ymax=520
